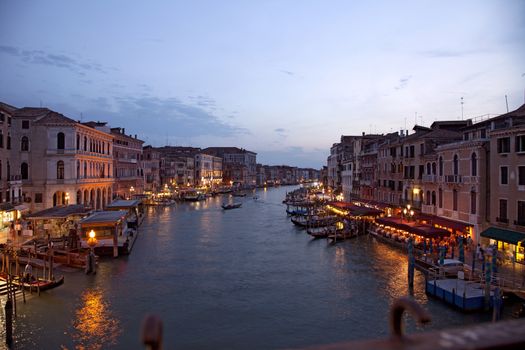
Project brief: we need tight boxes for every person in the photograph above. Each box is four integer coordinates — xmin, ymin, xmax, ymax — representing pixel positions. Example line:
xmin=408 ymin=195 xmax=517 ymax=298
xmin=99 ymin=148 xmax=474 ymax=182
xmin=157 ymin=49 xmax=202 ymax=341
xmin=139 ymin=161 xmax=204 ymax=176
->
xmin=476 ymin=243 xmax=481 ymax=260
xmin=24 ymin=262 xmax=33 ymax=283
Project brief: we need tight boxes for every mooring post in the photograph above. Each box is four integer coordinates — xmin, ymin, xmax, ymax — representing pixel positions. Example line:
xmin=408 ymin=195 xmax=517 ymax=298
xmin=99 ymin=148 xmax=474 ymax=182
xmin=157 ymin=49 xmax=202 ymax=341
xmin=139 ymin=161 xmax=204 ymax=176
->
xmin=5 ymin=299 xmax=13 ymax=347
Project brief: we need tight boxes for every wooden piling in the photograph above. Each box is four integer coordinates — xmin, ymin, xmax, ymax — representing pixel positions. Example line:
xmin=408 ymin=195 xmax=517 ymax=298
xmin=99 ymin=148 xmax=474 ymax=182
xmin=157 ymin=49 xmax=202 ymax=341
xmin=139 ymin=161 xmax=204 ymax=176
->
xmin=5 ymin=299 xmax=13 ymax=347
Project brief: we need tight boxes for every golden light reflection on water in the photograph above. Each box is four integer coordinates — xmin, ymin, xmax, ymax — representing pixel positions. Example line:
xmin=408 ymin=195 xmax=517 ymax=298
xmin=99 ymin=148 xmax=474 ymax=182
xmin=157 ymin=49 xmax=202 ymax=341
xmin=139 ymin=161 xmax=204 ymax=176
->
xmin=72 ymin=289 xmax=121 ymax=350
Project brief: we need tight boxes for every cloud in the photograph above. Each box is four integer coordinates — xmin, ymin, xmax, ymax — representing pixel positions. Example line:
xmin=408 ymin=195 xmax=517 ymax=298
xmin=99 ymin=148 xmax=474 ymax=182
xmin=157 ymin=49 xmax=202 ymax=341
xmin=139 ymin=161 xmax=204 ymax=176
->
xmin=394 ymin=75 xmax=412 ymax=90
xmin=279 ymin=70 xmax=295 ymax=76
xmin=82 ymin=95 xmax=248 ymax=143
xmin=0 ymin=45 xmax=107 ymax=75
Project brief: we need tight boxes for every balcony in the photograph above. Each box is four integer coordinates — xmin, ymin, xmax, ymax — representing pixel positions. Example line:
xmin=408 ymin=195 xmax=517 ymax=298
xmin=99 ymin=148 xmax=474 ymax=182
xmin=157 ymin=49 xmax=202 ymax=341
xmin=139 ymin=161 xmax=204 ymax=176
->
xmin=462 ymin=176 xmax=480 ymax=184
xmin=422 ymin=175 xmax=437 ymax=183
xmin=496 ymin=217 xmax=509 ymax=224
xmin=445 ymin=175 xmax=462 ymax=184
xmin=514 ymin=220 xmax=525 ymax=227
xmin=421 ymin=204 xmax=436 ymax=215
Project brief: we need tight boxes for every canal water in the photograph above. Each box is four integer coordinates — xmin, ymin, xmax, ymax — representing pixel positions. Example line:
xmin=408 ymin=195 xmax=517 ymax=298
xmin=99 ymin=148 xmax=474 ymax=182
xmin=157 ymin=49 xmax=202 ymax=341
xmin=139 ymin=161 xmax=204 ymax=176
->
xmin=5 ymin=186 xmax=491 ymax=349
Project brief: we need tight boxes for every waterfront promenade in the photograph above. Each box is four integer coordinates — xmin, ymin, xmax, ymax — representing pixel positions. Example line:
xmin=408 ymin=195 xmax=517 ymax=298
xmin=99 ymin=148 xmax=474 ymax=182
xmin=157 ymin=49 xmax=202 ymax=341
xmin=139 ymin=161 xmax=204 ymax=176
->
xmin=1 ymin=186 xmax=498 ymax=349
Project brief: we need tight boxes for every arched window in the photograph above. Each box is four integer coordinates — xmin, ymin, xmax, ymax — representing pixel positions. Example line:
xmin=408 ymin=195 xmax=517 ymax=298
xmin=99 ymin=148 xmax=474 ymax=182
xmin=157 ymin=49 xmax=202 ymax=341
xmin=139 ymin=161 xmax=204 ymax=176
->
xmin=432 ymin=162 xmax=437 ymax=175
xmin=7 ymin=132 xmax=11 ymax=149
xmin=431 ymin=191 xmax=436 ymax=205
xmin=471 ymin=153 xmax=477 ymax=176
xmin=57 ymin=132 xmax=65 ymax=149
xmin=438 ymin=188 xmax=443 ymax=208
xmin=21 ymin=136 xmax=29 ymax=151
xmin=426 ymin=163 xmax=431 ymax=175
xmin=77 ymin=160 xmax=80 ymax=179
xmin=83 ymin=161 xmax=87 ymax=178
xmin=57 ymin=160 xmax=64 ymax=179
xmin=439 ymin=157 xmax=443 ymax=176
xmin=21 ymin=162 xmax=28 ymax=180
xmin=76 ymin=190 xmax=82 ymax=204
xmin=453 ymin=154 xmax=459 ymax=175
xmin=84 ymin=136 xmax=87 ymax=151
xmin=426 ymin=190 xmax=431 ymax=205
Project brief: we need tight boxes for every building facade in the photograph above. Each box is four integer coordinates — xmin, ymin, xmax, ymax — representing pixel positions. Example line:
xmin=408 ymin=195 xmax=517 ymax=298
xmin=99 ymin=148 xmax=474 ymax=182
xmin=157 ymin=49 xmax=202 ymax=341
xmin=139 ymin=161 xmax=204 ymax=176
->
xmin=12 ymin=108 xmax=114 ymax=212
xmin=110 ymin=127 xmax=144 ymax=199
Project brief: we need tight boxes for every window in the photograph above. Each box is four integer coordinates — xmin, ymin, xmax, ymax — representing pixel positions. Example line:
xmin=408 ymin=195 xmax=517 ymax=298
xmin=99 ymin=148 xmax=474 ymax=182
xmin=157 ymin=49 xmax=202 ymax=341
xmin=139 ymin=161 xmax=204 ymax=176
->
xmin=439 ymin=157 xmax=443 ymax=176
xmin=518 ymin=201 xmax=525 ymax=226
xmin=453 ymin=189 xmax=458 ymax=211
xmin=432 ymin=162 xmax=436 ymax=175
xmin=420 ymin=143 xmax=424 ymax=155
xmin=0 ymin=130 xmax=3 ymax=148
xmin=426 ymin=190 xmax=431 ymax=205
xmin=497 ymin=137 xmax=510 ymax=153
xmin=410 ymin=145 xmax=415 ymax=158
xmin=77 ymin=161 xmax=80 ymax=179
xmin=499 ymin=199 xmax=508 ymax=221
xmin=76 ymin=134 xmax=80 ymax=150
xmin=453 ymin=154 xmax=459 ymax=175
xmin=57 ymin=161 xmax=64 ymax=179
xmin=519 ymin=166 xmax=525 ymax=186
xmin=57 ymin=132 xmax=65 ymax=149
xmin=0 ymin=112 xmax=4 ymax=122
xmin=7 ymin=116 xmax=11 ymax=126
xmin=432 ymin=191 xmax=436 ymax=205
xmin=7 ymin=133 xmax=10 ymax=149
xmin=21 ymin=162 xmax=28 ymax=180
xmin=21 ymin=136 xmax=29 ymax=151
xmin=35 ymin=193 xmax=43 ymax=203
xmin=480 ymin=129 xmax=486 ymax=139
xmin=22 ymin=120 xmax=30 ymax=129
xmin=501 ymin=166 xmax=508 ymax=185
xmin=84 ymin=136 xmax=87 ymax=151
xmin=517 ymin=135 xmax=525 ymax=152
xmin=471 ymin=153 xmax=477 ymax=176
xmin=426 ymin=163 xmax=431 ymax=175
xmin=438 ymin=188 xmax=443 ymax=208
xmin=470 ymin=191 xmax=476 ymax=214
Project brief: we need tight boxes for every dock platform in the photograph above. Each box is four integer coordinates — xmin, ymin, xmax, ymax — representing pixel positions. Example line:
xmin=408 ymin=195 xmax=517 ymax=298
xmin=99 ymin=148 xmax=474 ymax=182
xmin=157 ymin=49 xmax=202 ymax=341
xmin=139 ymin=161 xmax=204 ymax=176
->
xmin=426 ymin=278 xmax=494 ymax=311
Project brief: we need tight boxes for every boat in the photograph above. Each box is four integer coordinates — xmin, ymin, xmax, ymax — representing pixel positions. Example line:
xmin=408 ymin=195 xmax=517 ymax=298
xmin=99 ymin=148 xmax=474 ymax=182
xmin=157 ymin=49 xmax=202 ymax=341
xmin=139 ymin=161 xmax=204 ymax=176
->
xmin=222 ymin=203 xmax=242 ymax=210
xmin=183 ymin=192 xmax=206 ymax=201
xmin=0 ymin=272 xmax=64 ymax=292
xmin=232 ymin=192 xmax=247 ymax=197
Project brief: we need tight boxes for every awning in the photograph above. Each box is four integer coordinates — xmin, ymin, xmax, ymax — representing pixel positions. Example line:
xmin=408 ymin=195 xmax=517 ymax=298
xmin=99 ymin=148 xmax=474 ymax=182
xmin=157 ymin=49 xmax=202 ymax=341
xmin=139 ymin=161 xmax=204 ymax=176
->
xmin=418 ymin=213 xmax=472 ymax=232
xmin=376 ymin=217 xmax=450 ymax=238
xmin=328 ymin=202 xmax=383 ymax=216
xmin=481 ymin=227 xmax=525 ymax=245
xmin=15 ymin=204 xmax=29 ymax=212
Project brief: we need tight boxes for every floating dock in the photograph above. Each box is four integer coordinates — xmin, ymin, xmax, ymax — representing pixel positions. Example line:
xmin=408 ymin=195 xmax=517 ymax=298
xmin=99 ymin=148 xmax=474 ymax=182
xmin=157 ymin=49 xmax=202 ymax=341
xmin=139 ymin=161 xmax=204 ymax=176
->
xmin=426 ymin=278 xmax=494 ymax=311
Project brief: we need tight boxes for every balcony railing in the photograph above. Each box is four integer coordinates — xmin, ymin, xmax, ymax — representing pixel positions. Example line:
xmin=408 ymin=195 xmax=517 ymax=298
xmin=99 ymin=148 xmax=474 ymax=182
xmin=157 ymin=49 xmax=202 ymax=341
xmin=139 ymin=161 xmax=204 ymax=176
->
xmin=445 ymin=175 xmax=462 ymax=183
xmin=514 ymin=220 xmax=525 ymax=227
xmin=421 ymin=175 xmax=437 ymax=183
xmin=462 ymin=176 xmax=480 ymax=184
xmin=496 ymin=217 xmax=509 ymax=224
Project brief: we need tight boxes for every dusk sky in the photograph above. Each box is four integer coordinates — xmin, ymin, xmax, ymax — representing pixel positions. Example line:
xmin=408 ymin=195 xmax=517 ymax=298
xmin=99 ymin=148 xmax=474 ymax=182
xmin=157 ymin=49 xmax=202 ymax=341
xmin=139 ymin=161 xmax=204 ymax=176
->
xmin=1 ymin=1 xmax=524 ymax=168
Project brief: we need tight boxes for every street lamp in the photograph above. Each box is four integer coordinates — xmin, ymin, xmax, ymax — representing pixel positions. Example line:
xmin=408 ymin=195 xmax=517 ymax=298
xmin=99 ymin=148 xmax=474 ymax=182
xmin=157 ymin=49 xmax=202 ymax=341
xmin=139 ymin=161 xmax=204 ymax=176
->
xmin=87 ymin=229 xmax=98 ymax=250
xmin=86 ymin=229 xmax=97 ymax=274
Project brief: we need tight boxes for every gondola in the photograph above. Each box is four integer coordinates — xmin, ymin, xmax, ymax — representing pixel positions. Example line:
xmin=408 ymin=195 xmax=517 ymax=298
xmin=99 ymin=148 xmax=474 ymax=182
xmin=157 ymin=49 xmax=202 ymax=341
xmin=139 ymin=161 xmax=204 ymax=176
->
xmin=0 ymin=273 xmax=64 ymax=292
xmin=222 ymin=203 xmax=242 ymax=210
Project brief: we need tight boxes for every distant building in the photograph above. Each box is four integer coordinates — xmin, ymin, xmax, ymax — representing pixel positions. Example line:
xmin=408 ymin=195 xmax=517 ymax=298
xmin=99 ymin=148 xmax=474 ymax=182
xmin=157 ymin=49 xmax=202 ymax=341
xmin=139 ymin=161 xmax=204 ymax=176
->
xmin=109 ymin=127 xmax=144 ymax=199
xmin=143 ymin=145 xmax=161 ymax=193
xmin=194 ymin=152 xmax=222 ymax=187
xmin=202 ymin=147 xmax=257 ymax=187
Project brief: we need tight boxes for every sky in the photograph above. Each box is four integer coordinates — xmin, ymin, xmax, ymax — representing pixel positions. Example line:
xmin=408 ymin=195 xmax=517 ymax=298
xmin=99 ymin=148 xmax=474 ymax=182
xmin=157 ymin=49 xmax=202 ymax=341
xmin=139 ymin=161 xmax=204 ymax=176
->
xmin=0 ymin=1 xmax=524 ymax=168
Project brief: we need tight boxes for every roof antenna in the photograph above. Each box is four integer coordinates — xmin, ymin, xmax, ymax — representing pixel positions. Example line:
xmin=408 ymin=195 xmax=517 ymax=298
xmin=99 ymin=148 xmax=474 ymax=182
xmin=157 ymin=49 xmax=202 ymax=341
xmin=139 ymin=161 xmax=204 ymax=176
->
xmin=80 ymin=112 xmax=83 ymax=122
xmin=460 ymin=97 xmax=464 ymax=120
xmin=505 ymin=95 xmax=509 ymax=113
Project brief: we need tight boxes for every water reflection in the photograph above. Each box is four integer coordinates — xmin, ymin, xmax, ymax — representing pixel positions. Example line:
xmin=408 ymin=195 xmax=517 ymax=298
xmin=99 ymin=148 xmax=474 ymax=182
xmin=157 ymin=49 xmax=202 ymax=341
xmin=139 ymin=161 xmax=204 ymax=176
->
xmin=72 ymin=289 xmax=120 ymax=349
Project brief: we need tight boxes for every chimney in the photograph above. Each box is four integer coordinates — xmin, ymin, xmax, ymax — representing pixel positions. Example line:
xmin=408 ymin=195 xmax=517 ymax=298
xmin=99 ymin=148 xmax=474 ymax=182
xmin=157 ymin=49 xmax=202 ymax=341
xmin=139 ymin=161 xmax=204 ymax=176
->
xmin=362 ymin=132 xmax=365 ymax=136
xmin=122 ymin=128 xmax=125 ymax=134
xmin=135 ymin=134 xmax=137 ymax=139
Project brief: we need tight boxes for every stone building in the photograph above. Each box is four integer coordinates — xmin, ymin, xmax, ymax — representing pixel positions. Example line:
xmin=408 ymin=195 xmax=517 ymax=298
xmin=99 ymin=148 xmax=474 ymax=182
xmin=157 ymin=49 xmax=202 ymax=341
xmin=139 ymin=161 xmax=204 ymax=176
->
xmin=109 ymin=127 xmax=144 ymax=199
xmin=11 ymin=108 xmax=114 ymax=211
xmin=202 ymin=147 xmax=257 ymax=187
